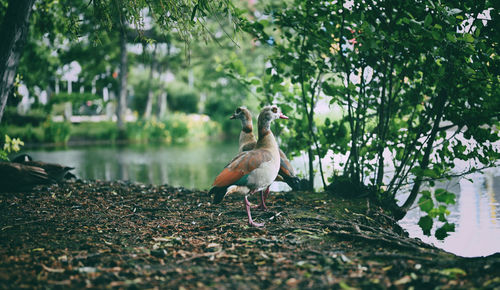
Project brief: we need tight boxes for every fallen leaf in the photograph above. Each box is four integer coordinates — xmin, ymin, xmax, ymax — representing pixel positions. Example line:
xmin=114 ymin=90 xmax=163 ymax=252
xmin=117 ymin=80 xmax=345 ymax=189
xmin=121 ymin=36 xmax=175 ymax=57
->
xmin=41 ymin=263 xmax=65 ymax=273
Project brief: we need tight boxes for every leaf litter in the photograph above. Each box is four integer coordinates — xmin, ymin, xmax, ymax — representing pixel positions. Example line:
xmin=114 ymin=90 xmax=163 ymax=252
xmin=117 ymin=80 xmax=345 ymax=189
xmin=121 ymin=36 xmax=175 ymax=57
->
xmin=0 ymin=180 xmax=499 ymax=289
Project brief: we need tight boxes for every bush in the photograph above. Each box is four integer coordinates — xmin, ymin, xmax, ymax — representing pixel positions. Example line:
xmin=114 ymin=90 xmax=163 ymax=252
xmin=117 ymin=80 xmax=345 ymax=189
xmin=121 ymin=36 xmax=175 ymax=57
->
xmin=43 ymin=120 xmax=71 ymax=144
xmin=0 ymin=124 xmax=44 ymax=143
xmin=2 ymin=106 xmax=48 ymax=126
xmin=164 ymin=119 xmax=188 ymax=143
xmin=126 ymin=119 xmax=172 ymax=143
xmin=166 ymin=83 xmax=199 ymax=113
xmin=70 ymin=122 xmax=119 ymax=141
xmin=49 ymin=92 xmax=101 ymax=106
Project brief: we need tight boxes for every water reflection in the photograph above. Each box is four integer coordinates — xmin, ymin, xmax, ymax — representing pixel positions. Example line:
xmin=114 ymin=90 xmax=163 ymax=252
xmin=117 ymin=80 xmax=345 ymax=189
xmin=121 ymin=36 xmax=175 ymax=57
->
xmin=22 ymin=143 xmax=239 ymax=190
xmin=399 ymin=167 xmax=500 ymax=257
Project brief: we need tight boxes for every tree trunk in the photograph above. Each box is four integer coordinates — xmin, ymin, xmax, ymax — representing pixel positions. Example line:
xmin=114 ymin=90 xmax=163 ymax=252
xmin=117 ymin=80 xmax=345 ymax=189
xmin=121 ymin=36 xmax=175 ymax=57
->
xmin=157 ymin=42 xmax=171 ymax=119
xmin=398 ymin=90 xmax=448 ymax=217
xmin=308 ymin=148 xmax=314 ymax=190
xmin=116 ymin=26 xmax=128 ymax=135
xmin=144 ymin=44 xmax=157 ymax=119
xmin=158 ymin=92 xmax=167 ymax=119
xmin=0 ymin=0 xmax=35 ymax=123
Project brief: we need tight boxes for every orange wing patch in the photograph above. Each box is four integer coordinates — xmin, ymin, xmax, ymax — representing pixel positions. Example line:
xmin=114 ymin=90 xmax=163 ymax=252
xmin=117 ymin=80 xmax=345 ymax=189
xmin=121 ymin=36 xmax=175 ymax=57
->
xmin=213 ymin=167 xmax=246 ymax=187
xmin=213 ymin=149 xmax=273 ymax=187
xmin=278 ymin=149 xmax=295 ymax=177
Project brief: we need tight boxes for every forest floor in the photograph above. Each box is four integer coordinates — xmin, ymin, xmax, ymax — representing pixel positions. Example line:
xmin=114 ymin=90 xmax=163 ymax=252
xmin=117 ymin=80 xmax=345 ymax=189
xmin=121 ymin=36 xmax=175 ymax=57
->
xmin=0 ymin=180 xmax=499 ymax=289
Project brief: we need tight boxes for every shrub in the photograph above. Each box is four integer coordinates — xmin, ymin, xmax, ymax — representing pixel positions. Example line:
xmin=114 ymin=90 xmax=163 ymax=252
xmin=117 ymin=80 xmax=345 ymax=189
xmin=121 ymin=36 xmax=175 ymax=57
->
xmin=164 ymin=119 xmax=188 ymax=143
xmin=0 ymin=124 xmax=44 ymax=143
xmin=166 ymin=83 xmax=199 ymax=113
xmin=43 ymin=120 xmax=71 ymax=144
xmin=70 ymin=122 xmax=119 ymax=141
xmin=2 ymin=107 xmax=48 ymax=126
xmin=125 ymin=119 xmax=172 ymax=143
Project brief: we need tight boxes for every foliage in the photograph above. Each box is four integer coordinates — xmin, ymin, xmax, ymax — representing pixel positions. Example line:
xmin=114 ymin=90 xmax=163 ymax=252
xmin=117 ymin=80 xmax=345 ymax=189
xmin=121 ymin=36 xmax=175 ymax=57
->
xmin=164 ymin=119 xmax=189 ymax=143
xmin=1 ymin=106 xmax=47 ymax=126
xmin=0 ymin=134 xmax=24 ymax=161
xmin=0 ymin=123 xmax=44 ymax=143
xmin=126 ymin=115 xmax=194 ymax=144
xmin=417 ymin=189 xmax=456 ymax=239
xmin=241 ymin=0 xmax=500 ymax=239
xmin=43 ymin=119 xmax=71 ymax=144
xmin=49 ymin=93 xmax=103 ymax=106
xmin=59 ymin=0 xmax=239 ymax=44
xmin=70 ymin=121 xmax=119 ymax=142
xmin=166 ymin=82 xmax=199 ymax=114
xmin=129 ymin=69 xmax=163 ymax=116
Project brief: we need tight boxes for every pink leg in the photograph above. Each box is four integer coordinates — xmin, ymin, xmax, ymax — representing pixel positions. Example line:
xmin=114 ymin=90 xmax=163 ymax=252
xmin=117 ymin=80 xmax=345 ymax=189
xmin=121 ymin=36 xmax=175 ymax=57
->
xmin=251 ymin=187 xmax=269 ymax=210
xmin=245 ymin=196 xmax=264 ymax=227
xmin=258 ymin=187 xmax=270 ymax=210
xmin=263 ymin=186 xmax=270 ymax=202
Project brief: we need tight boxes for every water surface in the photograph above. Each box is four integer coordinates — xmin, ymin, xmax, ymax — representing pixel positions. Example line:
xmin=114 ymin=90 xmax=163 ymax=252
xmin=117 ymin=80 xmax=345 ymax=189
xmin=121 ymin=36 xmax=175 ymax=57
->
xmin=23 ymin=143 xmax=239 ymax=190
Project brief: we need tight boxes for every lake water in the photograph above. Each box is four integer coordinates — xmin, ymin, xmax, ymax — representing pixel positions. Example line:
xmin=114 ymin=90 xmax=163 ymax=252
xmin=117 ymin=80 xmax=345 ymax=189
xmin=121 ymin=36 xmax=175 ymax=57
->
xmin=19 ymin=143 xmax=500 ymax=257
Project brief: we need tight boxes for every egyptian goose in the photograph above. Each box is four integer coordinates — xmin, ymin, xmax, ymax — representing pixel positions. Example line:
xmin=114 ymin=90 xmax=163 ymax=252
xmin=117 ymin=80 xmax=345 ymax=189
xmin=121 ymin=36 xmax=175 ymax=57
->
xmin=210 ymin=105 xmax=288 ymax=227
xmin=230 ymin=107 xmax=257 ymax=153
xmin=230 ymin=106 xmax=301 ymax=209
xmin=12 ymin=154 xmax=75 ymax=182
xmin=0 ymin=162 xmax=53 ymax=192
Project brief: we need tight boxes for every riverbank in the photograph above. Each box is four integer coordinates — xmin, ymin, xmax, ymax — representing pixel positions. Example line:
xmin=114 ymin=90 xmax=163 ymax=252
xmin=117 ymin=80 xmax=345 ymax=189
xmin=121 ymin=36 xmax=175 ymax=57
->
xmin=0 ymin=180 xmax=499 ymax=289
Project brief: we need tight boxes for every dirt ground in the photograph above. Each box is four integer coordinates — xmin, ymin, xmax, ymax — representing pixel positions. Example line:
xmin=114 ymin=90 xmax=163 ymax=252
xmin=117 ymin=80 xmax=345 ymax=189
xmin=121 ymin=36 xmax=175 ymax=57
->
xmin=0 ymin=180 xmax=499 ymax=289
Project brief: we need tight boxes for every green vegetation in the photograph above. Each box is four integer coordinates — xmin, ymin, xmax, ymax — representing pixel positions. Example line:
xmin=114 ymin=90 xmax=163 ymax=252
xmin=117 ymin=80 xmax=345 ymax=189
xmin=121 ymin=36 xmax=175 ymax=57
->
xmin=237 ymin=0 xmax=499 ymax=239
xmin=1 ymin=114 xmax=219 ymax=145
xmin=70 ymin=121 xmax=119 ymax=142
xmin=0 ymin=134 xmax=23 ymax=161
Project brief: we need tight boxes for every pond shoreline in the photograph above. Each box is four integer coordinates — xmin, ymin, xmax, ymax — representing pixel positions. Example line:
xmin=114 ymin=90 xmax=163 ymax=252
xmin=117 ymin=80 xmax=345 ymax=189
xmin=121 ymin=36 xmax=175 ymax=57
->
xmin=1 ymin=180 xmax=499 ymax=288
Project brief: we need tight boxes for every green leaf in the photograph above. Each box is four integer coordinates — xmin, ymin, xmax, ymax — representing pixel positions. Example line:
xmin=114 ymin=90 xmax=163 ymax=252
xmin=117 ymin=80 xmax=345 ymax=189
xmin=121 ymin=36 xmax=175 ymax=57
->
xmin=431 ymin=30 xmax=441 ymax=40
xmin=424 ymin=14 xmax=432 ymax=27
xmin=435 ymin=222 xmax=455 ymax=240
xmin=423 ymin=168 xmax=439 ymax=178
xmin=322 ymin=82 xmax=339 ymax=96
xmin=474 ymin=28 xmax=481 ymax=37
xmin=250 ymin=78 xmax=261 ymax=85
xmin=435 ymin=189 xmax=456 ymax=204
xmin=463 ymin=33 xmax=474 ymax=43
xmin=439 ymin=268 xmax=466 ymax=279
xmin=418 ymin=193 xmax=434 ymax=212
xmin=446 ymin=32 xmax=457 ymax=43
xmin=447 ymin=8 xmax=462 ymax=16
xmin=418 ymin=215 xmax=433 ymax=236
xmin=410 ymin=167 xmax=423 ymax=177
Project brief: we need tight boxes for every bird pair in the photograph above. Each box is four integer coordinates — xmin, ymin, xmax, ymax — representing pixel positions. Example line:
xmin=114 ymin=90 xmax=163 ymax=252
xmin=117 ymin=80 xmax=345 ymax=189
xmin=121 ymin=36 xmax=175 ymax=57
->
xmin=0 ymin=154 xmax=74 ymax=193
xmin=209 ymin=105 xmax=296 ymax=227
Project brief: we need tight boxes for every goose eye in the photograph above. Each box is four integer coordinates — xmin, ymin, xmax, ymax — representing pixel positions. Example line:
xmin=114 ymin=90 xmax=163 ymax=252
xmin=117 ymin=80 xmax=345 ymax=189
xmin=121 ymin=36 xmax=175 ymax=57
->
xmin=271 ymin=107 xmax=278 ymax=113
xmin=236 ymin=108 xmax=241 ymax=113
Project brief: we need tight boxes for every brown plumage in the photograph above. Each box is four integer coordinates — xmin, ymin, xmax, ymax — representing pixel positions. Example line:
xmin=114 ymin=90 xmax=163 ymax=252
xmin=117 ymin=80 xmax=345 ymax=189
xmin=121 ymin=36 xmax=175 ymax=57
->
xmin=12 ymin=154 xmax=74 ymax=183
xmin=0 ymin=162 xmax=53 ymax=193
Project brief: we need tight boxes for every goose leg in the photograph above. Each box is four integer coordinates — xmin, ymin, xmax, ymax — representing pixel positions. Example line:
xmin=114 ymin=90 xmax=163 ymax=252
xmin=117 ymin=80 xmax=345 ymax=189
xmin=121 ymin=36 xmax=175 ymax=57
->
xmin=263 ymin=186 xmax=270 ymax=203
xmin=258 ymin=188 xmax=269 ymax=210
xmin=245 ymin=195 xmax=264 ymax=227
xmin=251 ymin=187 xmax=271 ymax=210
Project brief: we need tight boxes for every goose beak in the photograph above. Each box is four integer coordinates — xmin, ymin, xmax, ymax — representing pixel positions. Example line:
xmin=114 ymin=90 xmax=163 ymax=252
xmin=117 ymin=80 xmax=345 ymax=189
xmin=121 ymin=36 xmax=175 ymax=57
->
xmin=279 ymin=113 xmax=289 ymax=119
xmin=229 ymin=114 xmax=236 ymax=120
